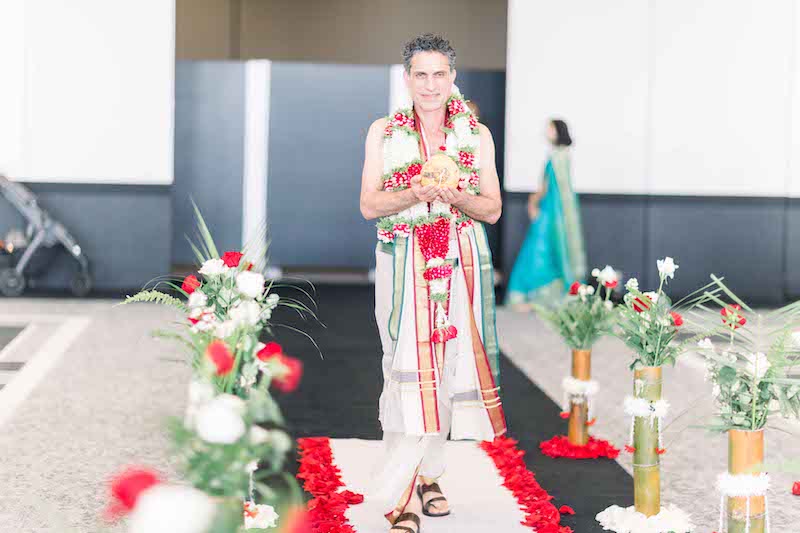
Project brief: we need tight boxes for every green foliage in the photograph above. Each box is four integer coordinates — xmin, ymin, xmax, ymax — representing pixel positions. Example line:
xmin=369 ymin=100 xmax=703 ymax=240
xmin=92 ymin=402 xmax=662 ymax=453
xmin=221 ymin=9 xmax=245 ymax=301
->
xmin=120 ymin=290 xmax=188 ymax=313
xmin=533 ymin=284 xmax=616 ymax=351
xmin=690 ymin=275 xmax=800 ymax=431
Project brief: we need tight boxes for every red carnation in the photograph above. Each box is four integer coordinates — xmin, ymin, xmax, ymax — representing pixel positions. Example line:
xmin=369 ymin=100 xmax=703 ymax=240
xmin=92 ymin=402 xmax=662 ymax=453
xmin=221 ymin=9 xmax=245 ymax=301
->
xmin=105 ymin=467 xmax=160 ymax=519
xmin=221 ymin=251 xmax=243 ymax=267
xmin=569 ymin=281 xmax=581 ymax=295
xmin=257 ymin=341 xmax=283 ymax=361
xmin=632 ymin=296 xmax=651 ymax=313
xmin=721 ymin=304 xmax=746 ymax=329
xmin=181 ymin=275 xmax=200 ymax=295
xmin=206 ymin=340 xmax=234 ymax=375
xmin=793 ymin=481 xmax=800 ymax=496
xmin=272 ymin=354 xmax=303 ymax=393
xmin=670 ymin=311 xmax=684 ymax=326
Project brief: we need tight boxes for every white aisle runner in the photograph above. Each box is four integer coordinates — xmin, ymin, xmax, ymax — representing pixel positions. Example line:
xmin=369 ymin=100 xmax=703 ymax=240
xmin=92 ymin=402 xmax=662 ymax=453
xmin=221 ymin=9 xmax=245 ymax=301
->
xmin=330 ymin=439 xmax=531 ymax=533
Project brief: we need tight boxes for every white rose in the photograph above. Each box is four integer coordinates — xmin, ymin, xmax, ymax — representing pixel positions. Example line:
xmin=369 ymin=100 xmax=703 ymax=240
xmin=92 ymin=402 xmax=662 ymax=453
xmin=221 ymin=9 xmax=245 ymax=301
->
xmin=644 ymin=291 xmax=659 ymax=303
xmin=265 ymin=293 xmax=280 ymax=307
xmin=591 ymin=268 xmax=600 ymax=278
xmin=187 ymin=291 xmax=208 ymax=309
xmin=243 ymin=501 xmax=279 ymax=530
xmin=657 ymin=257 xmax=678 ymax=279
xmin=230 ymin=300 xmax=262 ymax=327
xmin=128 ymin=485 xmax=217 ymax=533
xmin=214 ymin=320 xmax=237 ymax=339
xmin=236 ymin=271 xmax=266 ymax=299
xmin=596 ymin=265 xmax=618 ymax=286
xmin=625 ymin=278 xmax=639 ymax=292
xmin=744 ymin=352 xmax=771 ymax=380
xmin=199 ymin=258 xmax=228 ymax=277
xmin=195 ymin=396 xmax=246 ymax=444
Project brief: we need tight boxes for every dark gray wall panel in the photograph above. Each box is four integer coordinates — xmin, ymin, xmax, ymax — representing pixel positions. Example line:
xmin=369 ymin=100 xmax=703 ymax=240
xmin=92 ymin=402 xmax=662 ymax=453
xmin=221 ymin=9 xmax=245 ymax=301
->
xmin=0 ymin=184 xmax=171 ymax=291
xmin=786 ymin=199 xmax=800 ymax=298
xmin=647 ymin=197 xmax=785 ymax=306
xmin=267 ymin=63 xmax=389 ymax=268
xmin=173 ymin=61 xmax=245 ymax=265
xmin=582 ymin=195 xmax=648 ymax=288
xmin=457 ymin=71 xmax=506 ymax=265
xmin=501 ymin=193 xmax=529 ymax=276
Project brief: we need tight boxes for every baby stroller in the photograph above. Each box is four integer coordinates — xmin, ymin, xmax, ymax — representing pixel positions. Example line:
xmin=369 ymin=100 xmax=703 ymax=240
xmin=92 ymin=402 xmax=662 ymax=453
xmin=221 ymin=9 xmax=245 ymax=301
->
xmin=0 ymin=174 xmax=92 ymax=297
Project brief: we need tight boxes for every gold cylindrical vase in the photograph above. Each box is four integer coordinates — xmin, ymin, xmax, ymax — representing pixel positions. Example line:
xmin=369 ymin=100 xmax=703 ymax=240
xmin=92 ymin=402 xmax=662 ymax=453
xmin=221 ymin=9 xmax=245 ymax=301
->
xmin=633 ymin=366 xmax=662 ymax=517
xmin=567 ymin=349 xmax=591 ymax=446
xmin=727 ymin=429 xmax=766 ymax=533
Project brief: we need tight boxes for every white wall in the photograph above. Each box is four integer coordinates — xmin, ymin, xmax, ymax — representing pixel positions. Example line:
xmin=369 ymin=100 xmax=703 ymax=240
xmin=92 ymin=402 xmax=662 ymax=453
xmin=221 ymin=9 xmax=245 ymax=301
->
xmin=0 ymin=1 xmax=175 ymax=185
xmin=506 ymin=0 xmax=800 ymax=196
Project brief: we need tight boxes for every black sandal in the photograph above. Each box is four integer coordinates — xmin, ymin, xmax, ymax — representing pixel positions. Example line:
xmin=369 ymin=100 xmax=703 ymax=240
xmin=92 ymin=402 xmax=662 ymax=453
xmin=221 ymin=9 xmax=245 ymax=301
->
xmin=417 ymin=482 xmax=451 ymax=517
xmin=390 ymin=511 xmax=421 ymax=533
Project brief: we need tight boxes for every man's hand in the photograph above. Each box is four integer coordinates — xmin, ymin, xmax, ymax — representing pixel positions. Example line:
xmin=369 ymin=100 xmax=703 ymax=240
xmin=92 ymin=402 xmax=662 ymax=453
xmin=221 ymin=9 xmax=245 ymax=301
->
xmin=436 ymin=186 xmax=468 ymax=208
xmin=411 ymin=175 xmax=439 ymax=203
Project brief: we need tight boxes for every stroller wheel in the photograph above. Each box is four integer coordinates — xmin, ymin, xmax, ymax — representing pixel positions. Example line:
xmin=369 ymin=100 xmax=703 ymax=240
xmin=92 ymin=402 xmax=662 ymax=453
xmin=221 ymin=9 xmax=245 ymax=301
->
xmin=70 ymin=272 xmax=92 ymax=297
xmin=0 ymin=268 xmax=26 ymax=297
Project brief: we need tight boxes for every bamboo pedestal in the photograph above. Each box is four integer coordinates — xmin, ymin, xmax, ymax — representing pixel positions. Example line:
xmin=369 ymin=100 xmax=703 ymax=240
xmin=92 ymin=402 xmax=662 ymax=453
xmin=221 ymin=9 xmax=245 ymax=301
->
xmin=567 ymin=349 xmax=591 ymax=446
xmin=727 ymin=429 xmax=766 ymax=533
xmin=633 ymin=366 xmax=662 ymax=517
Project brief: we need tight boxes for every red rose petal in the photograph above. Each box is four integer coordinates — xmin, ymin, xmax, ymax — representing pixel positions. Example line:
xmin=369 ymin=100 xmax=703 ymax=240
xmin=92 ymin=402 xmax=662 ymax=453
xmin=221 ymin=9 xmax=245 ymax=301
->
xmin=559 ymin=505 xmax=576 ymax=515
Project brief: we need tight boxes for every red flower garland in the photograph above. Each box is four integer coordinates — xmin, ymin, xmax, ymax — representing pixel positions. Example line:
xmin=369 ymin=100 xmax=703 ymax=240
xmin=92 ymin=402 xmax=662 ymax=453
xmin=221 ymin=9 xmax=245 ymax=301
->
xmin=539 ymin=436 xmax=620 ymax=460
xmin=296 ymin=437 xmax=364 ymax=533
xmin=480 ymin=437 xmax=574 ymax=532
xmin=423 ymin=264 xmax=453 ymax=282
xmin=458 ymin=151 xmax=475 ymax=168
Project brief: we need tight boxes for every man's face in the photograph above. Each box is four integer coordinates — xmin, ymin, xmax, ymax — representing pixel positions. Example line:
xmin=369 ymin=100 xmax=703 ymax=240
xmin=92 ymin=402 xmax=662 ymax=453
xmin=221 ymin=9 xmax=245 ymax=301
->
xmin=404 ymin=51 xmax=456 ymax=113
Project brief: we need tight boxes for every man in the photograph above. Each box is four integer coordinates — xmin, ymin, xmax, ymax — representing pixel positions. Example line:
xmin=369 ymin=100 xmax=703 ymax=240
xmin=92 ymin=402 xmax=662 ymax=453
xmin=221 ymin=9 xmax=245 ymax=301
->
xmin=360 ymin=33 xmax=507 ymax=533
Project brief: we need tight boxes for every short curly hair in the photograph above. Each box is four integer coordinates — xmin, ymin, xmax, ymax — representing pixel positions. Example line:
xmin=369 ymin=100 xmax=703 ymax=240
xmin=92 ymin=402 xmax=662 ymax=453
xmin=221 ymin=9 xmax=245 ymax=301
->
xmin=402 ymin=33 xmax=456 ymax=73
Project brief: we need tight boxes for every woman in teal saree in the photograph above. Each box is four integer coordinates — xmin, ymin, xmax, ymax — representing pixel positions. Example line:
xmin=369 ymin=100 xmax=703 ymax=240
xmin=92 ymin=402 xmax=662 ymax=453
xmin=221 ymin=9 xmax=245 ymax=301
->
xmin=506 ymin=119 xmax=587 ymax=308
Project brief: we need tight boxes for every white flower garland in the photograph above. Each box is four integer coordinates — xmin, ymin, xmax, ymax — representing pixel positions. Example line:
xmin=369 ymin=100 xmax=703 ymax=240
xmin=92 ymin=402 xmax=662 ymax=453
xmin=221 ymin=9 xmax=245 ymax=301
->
xmin=596 ymin=503 xmax=694 ymax=533
xmin=376 ymin=88 xmax=480 ymax=244
xmin=716 ymin=473 xmax=771 ymax=533
xmin=561 ymin=376 xmax=599 ymax=419
xmin=624 ymin=397 xmax=670 ymax=452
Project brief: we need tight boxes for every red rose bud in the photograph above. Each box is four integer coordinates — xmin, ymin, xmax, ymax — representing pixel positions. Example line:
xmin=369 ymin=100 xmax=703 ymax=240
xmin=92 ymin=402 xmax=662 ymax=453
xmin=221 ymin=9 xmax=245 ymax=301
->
xmin=221 ymin=251 xmax=243 ymax=267
xmin=633 ymin=297 xmax=651 ymax=313
xmin=559 ymin=505 xmax=576 ymax=515
xmin=569 ymin=281 xmax=581 ymax=295
xmin=206 ymin=340 xmax=234 ymax=375
xmin=670 ymin=311 xmax=684 ymax=326
xmin=257 ymin=341 xmax=283 ymax=361
xmin=605 ymin=280 xmax=618 ymax=289
xmin=181 ymin=275 xmax=200 ymax=294
xmin=559 ymin=412 xmax=570 ymax=419
xmin=446 ymin=325 xmax=458 ymax=340
xmin=792 ymin=481 xmax=800 ymax=495
xmin=106 ymin=467 xmax=160 ymax=519
xmin=272 ymin=354 xmax=303 ymax=393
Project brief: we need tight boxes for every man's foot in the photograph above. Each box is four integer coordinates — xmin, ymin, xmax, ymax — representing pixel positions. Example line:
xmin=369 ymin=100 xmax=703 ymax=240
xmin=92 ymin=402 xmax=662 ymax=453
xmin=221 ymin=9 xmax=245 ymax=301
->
xmin=389 ymin=511 xmax=420 ymax=532
xmin=417 ymin=481 xmax=450 ymax=517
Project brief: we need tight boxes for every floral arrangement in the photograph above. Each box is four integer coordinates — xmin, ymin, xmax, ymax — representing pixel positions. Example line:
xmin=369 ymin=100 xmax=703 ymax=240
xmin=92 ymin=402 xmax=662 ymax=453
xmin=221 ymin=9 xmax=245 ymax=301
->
xmin=108 ymin=207 xmax=312 ymax=532
xmin=532 ymin=265 xmax=618 ymax=350
xmin=616 ymin=257 xmax=705 ymax=368
xmin=692 ymin=276 xmax=800 ymax=432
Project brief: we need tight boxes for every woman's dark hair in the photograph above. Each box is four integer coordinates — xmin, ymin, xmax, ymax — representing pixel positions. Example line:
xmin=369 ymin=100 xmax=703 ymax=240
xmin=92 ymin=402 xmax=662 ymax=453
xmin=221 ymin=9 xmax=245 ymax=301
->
xmin=550 ymin=119 xmax=572 ymax=147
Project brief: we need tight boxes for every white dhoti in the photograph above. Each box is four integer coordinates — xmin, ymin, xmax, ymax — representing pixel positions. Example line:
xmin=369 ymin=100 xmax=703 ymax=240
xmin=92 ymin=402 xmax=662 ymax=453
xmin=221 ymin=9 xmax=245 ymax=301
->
xmin=371 ymin=233 xmax=505 ymax=515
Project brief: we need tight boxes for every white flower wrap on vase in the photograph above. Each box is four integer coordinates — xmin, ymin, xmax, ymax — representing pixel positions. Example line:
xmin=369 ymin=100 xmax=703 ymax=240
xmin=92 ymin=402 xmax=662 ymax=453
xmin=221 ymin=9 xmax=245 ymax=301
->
xmin=716 ymin=473 xmax=771 ymax=533
xmin=561 ymin=376 xmax=599 ymax=419
xmin=623 ymin=396 xmax=670 ymax=452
